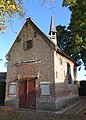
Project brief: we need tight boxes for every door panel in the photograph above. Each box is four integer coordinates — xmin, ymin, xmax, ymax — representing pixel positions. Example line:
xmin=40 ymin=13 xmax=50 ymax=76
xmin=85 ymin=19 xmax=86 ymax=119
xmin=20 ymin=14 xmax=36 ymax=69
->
xmin=19 ymin=79 xmax=36 ymax=109
xmin=19 ymin=80 xmax=27 ymax=108
xmin=27 ymin=80 xmax=36 ymax=109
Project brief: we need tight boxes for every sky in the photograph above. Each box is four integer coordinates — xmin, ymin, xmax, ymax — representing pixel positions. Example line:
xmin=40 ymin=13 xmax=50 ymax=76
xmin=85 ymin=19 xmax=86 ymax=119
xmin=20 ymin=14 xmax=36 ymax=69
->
xmin=0 ymin=0 xmax=86 ymax=80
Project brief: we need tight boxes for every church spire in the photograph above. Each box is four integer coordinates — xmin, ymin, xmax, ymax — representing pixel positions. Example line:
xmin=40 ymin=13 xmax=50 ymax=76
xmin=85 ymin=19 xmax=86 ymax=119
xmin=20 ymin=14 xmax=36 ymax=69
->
xmin=49 ymin=15 xmax=57 ymax=45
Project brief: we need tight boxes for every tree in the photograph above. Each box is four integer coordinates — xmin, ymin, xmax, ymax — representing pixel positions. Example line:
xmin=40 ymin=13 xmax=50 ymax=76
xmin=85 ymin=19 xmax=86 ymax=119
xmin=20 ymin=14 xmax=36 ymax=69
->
xmin=68 ymin=0 xmax=86 ymax=66
xmin=0 ymin=0 xmax=77 ymax=32
xmin=62 ymin=0 xmax=76 ymax=6
xmin=56 ymin=0 xmax=86 ymax=70
xmin=56 ymin=26 xmax=82 ymax=63
xmin=0 ymin=0 xmax=23 ymax=32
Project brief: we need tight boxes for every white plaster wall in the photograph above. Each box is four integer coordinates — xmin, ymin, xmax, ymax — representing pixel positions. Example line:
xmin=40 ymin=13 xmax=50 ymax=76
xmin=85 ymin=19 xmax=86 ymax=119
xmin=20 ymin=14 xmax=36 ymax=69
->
xmin=54 ymin=51 xmax=75 ymax=84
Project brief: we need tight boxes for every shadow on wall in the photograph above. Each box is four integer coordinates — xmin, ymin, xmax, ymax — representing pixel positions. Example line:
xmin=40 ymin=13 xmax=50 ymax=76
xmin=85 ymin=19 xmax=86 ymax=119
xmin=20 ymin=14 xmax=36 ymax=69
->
xmin=55 ymin=72 xmax=78 ymax=98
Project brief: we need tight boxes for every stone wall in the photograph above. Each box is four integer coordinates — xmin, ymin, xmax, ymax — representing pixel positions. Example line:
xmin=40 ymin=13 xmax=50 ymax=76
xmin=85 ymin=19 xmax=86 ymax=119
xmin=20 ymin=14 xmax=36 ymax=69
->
xmin=5 ymin=19 xmax=55 ymax=108
xmin=5 ymin=18 xmax=78 ymax=110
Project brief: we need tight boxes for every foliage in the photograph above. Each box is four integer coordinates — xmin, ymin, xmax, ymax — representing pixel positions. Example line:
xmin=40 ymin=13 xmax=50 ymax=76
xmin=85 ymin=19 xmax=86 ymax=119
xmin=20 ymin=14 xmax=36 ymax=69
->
xmin=62 ymin=0 xmax=76 ymax=7
xmin=0 ymin=0 xmax=77 ymax=32
xmin=0 ymin=0 xmax=23 ymax=33
xmin=56 ymin=0 xmax=86 ymax=70
xmin=69 ymin=0 xmax=86 ymax=65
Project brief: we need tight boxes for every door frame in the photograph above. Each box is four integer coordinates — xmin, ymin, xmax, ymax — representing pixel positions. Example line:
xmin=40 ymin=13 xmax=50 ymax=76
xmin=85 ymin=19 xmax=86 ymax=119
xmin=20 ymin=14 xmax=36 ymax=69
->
xmin=19 ymin=78 xmax=36 ymax=109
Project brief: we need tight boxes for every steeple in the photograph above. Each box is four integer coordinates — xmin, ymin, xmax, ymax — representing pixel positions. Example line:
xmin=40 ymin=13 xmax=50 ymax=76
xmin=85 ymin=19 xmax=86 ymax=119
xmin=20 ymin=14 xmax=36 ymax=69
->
xmin=49 ymin=15 xmax=57 ymax=45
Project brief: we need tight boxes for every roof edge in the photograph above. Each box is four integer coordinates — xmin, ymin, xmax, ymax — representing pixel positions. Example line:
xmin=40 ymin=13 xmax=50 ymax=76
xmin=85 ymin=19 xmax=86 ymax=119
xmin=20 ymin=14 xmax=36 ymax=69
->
xmin=56 ymin=48 xmax=78 ymax=66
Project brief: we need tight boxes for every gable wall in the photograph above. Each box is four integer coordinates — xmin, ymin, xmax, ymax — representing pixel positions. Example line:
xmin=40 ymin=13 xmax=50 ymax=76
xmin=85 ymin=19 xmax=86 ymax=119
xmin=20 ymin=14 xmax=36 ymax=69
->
xmin=7 ymin=20 xmax=54 ymax=81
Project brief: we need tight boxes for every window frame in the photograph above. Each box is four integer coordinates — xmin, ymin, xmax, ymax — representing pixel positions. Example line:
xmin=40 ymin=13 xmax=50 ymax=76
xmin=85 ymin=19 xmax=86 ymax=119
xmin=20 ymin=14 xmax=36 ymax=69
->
xmin=24 ymin=39 xmax=33 ymax=50
xmin=67 ymin=63 xmax=72 ymax=84
xmin=67 ymin=63 xmax=71 ymax=75
xmin=9 ymin=83 xmax=17 ymax=96
xmin=40 ymin=82 xmax=50 ymax=96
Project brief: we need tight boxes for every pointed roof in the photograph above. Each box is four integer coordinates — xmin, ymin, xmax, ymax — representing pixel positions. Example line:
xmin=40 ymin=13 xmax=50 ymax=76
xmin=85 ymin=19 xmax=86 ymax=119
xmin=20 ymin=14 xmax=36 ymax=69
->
xmin=49 ymin=15 xmax=57 ymax=35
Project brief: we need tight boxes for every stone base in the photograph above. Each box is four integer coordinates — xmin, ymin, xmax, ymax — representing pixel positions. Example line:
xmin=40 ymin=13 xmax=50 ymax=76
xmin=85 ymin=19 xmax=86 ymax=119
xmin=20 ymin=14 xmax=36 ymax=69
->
xmin=55 ymin=95 xmax=79 ymax=110
xmin=36 ymin=102 xmax=55 ymax=111
xmin=5 ymin=98 xmax=19 ymax=108
xmin=5 ymin=96 xmax=79 ymax=111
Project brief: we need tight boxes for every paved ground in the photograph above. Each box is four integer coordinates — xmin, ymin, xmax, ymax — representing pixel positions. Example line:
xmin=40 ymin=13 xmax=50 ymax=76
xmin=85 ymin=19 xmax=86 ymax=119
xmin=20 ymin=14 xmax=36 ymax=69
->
xmin=63 ymin=97 xmax=86 ymax=115
xmin=0 ymin=97 xmax=86 ymax=120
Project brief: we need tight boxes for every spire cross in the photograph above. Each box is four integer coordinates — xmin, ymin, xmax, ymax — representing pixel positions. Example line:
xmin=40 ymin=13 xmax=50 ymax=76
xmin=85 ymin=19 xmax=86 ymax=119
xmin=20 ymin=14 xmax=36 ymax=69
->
xmin=49 ymin=2 xmax=55 ymax=15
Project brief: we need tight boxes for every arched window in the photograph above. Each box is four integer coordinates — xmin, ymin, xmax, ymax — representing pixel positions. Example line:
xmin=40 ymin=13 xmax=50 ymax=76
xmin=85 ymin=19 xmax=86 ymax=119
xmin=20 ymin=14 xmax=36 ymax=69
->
xmin=67 ymin=63 xmax=72 ymax=84
xmin=67 ymin=63 xmax=71 ymax=75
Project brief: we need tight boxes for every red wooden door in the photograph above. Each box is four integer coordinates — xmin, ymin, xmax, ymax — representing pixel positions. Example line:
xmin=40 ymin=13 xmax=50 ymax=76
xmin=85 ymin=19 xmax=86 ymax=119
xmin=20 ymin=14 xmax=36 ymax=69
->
xmin=19 ymin=80 xmax=27 ymax=108
xmin=19 ymin=79 xmax=36 ymax=109
xmin=27 ymin=79 xmax=36 ymax=109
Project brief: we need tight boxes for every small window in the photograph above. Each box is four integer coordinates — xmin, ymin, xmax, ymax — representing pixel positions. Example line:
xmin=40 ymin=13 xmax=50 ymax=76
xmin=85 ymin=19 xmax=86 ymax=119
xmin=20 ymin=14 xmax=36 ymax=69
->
xmin=24 ymin=40 xmax=33 ymax=50
xmin=59 ymin=58 xmax=63 ymax=65
xmin=67 ymin=63 xmax=71 ymax=75
xmin=9 ymin=83 xmax=16 ymax=96
xmin=52 ymin=32 xmax=55 ymax=35
xmin=67 ymin=63 xmax=72 ymax=84
xmin=52 ymin=36 xmax=55 ymax=39
xmin=40 ymin=82 xmax=50 ymax=96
